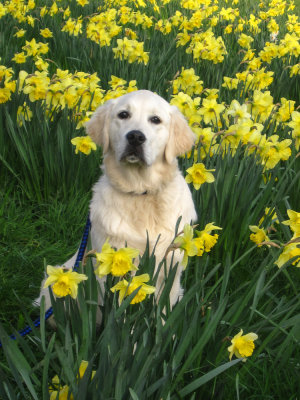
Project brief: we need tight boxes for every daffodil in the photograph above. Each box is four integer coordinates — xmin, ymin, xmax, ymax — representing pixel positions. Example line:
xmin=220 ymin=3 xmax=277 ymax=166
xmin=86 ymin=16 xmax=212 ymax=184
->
xmin=62 ymin=17 xmax=83 ymax=37
xmin=227 ymin=100 xmax=251 ymax=122
xmin=50 ymin=383 xmax=72 ymax=400
xmin=222 ymin=76 xmax=239 ymax=90
xmin=258 ymin=207 xmax=278 ymax=227
xmin=71 ymin=136 xmax=97 ymax=155
xmin=22 ymin=38 xmax=47 ymax=57
xmin=12 ymin=52 xmax=27 ymax=64
xmin=95 ymin=241 xmax=139 ymax=278
xmin=170 ymin=92 xmax=198 ymax=119
xmin=40 ymin=28 xmax=53 ymax=38
xmin=259 ymin=136 xmax=292 ymax=170
xmin=249 ymin=225 xmax=270 ymax=246
xmin=43 ymin=266 xmax=88 ymax=299
xmin=35 ymin=57 xmax=49 ymax=71
xmin=259 ymin=42 xmax=279 ymax=63
xmin=186 ymin=31 xmax=227 ymax=64
xmin=238 ymin=33 xmax=254 ymax=49
xmin=185 ymin=163 xmax=215 ymax=190
xmin=289 ymin=64 xmax=300 ymax=78
xmin=49 ymin=360 xmax=95 ymax=399
xmin=195 ymin=222 xmax=222 ymax=256
xmin=113 ymin=38 xmax=149 ymax=65
xmin=14 ymin=29 xmax=26 ymax=38
xmin=17 ymin=102 xmax=32 ymax=126
xmin=267 ymin=18 xmax=279 ymax=33
xmin=49 ymin=1 xmax=58 ymax=16
xmin=77 ymin=360 xmax=96 ymax=380
xmin=282 ymin=209 xmax=300 ymax=238
xmin=173 ymin=224 xmax=198 ymax=269
xmin=275 ymin=98 xmax=295 ymax=122
xmin=198 ymin=98 xmax=225 ymax=125
xmin=252 ymin=68 xmax=274 ymax=90
xmin=287 ymin=111 xmax=300 ymax=150
xmin=172 ymin=67 xmax=203 ymax=96
xmin=23 ymin=71 xmax=50 ymax=102
xmin=77 ymin=0 xmax=89 ymax=6
xmin=111 ymin=274 xmax=155 ymax=304
xmin=251 ymin=90 xmax=274 ymax=123
xmin=275 ymin=243 xmax=300 ymax=268
xmin=228 ymin=329 xmax=258 ymax=360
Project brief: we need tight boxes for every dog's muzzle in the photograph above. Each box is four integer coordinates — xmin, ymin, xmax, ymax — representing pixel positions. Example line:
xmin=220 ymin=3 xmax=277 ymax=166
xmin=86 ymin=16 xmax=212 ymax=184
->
xmin=121 ymin=130 xmax=146 ymax=164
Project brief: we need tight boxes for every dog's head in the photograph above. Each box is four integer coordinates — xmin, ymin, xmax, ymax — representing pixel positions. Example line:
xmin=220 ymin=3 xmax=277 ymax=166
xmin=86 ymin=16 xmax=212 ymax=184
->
xmin=86 ymin=90 xmax=195 ymax=166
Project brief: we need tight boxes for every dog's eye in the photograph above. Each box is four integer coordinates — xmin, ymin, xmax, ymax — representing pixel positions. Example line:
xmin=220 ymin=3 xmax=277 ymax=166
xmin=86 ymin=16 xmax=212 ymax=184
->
xmin=149 ymin=116 xmax=161 ymax=124
xmin=118 ymin=111 xmax=130 ymax=120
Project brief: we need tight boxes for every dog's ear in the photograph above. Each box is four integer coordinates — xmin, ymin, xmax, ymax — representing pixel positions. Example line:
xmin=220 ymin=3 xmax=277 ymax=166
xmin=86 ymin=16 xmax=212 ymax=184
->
xmin=85 ymin=100 xmax=114 ymax=153
xmin=165 ymin=106 xmax=196 ymax=164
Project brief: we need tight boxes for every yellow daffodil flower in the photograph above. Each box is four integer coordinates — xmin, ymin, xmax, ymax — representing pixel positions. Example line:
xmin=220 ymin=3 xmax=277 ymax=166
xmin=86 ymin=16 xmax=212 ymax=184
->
xmin=113 ymin=38 xmax=149 ymax=65
xmin=228 ymin=329 xmax=258 ymax=360
xmin=287 ymin=111 xmax=300 ymax=150
xmin=260 ymin=136 xmax=292 ymax=170
xmin=173 ymin=224 xmax=198 ymax=269
xmin=195 ymin=222 xmax=222 ymax=256
xmin=111 ymin=274 xmax=155 ymax=304
xmin=62 ymin=18 xmax=83 ymax=37
xmin=251 ymin=90 xmax=274 ymax=123
xmin=222 ymin=76 xmax=239 ymax=90
xmin=40 ymin=28 xmax=53 ymax=38
xmin=17 ymin=102 xmax=32 ymax=126
xmin=282 ymin=209 xmax=300 ymax=238
xmin=275 ymin=98 xmax=295 ymax=122
xmin=14 ymin=29 xmax=26 ymax=38
xmin=249 ymin=225 xmax=270 ymax=246
xmin=77 ymin=0 xmax=89 ymax=6
xmin=238 ymin=33 xmax=254 ymax=49
xmin=43 ymin=266 xmax=88 ymax=299
xmin=71 ymin=136 xmax=97 ymax=155
xmin=275 ymin=243 xmax=300 ymax=268
xmin=49 ymin=360 xmax=95 ymax=399
xmin=198 ymin=98 xmax=225 ymax=125
xmin=289 ymin=64 xmax=300 ymax=78
xmin=258 ymin=207 xmax=278 ymax=227
xmin=23 ymin=71 xmax=50 ymax=102
xmin=95 ymin=241 xmax=139 ymax=278
xmin=185 ymin=163 xmax=215 ymax=190
xmin=172 ymin=67 xmax=203 ymax=96
xmin=77 ymin=360 xmax=96 ymax=380
xmin=50 ymin=383 xmax=72 ymax=400
xmin=12 ymin=52 xmax=27 ymax=64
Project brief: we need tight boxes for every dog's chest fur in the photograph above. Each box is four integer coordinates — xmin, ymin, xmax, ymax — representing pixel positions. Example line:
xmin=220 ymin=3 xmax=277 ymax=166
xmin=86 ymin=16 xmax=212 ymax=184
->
xmin=90 ymin=165 xmax=196 ymax=259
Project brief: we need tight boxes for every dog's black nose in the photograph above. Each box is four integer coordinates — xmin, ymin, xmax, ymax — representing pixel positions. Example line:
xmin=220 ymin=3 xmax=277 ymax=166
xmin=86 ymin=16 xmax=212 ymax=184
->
xmin=126 ymin=130 xmax=146 ymax=146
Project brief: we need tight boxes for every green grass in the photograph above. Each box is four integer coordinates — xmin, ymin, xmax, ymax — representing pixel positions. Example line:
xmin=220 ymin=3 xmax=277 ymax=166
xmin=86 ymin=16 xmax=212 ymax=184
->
xmin=0 ymin=182 xmax=91 ymax=328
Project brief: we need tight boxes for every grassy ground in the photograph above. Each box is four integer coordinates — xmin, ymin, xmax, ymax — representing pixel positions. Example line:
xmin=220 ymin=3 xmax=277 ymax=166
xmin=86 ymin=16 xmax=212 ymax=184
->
xmin=0 ymin=183 xmax=91 ymax=328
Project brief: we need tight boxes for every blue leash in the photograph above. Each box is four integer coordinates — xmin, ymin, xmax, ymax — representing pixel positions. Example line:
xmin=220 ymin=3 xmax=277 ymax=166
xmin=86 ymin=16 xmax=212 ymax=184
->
xmin=0 ymin=214 xmax=91 ymax=348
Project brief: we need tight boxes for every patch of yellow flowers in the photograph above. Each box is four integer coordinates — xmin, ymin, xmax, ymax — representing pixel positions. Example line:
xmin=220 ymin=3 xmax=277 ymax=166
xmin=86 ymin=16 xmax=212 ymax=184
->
xmin=7 ymin=68 xmax=138 ymax=130
xmin=249 ymin=208 xmax=300 ymax=269
xmin=172 ymin=222 xmax=222 ymax=269
xmin=0 ymin=0 xmax=298 ymax=172
xmin=43 ymin=221 xmax=222 ymax=305
xmin=43 ymin=241 xmax=155 ymax=305
xmin=169 ymin=68 xmax=298 ymax=173
xmin=49 ymin=360 xmax=96 ymax=400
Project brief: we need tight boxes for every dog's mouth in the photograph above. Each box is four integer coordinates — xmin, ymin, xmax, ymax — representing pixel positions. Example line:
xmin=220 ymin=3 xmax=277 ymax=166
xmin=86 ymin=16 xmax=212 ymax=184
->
xmin=121 ymin=146 xmax=146 ymax=165
xmin=125 ymin=154 xmax=141 ymax=163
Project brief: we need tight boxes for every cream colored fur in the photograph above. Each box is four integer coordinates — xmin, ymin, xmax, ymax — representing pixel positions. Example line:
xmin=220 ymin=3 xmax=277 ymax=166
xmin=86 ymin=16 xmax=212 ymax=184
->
xmin=37 ymin=90 xmax=197 ymax=313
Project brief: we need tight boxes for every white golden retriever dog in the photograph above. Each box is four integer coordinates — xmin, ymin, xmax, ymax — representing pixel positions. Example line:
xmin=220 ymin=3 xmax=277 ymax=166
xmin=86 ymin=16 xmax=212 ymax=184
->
xmin=38 ymin=90 xmax=197 ymax=310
